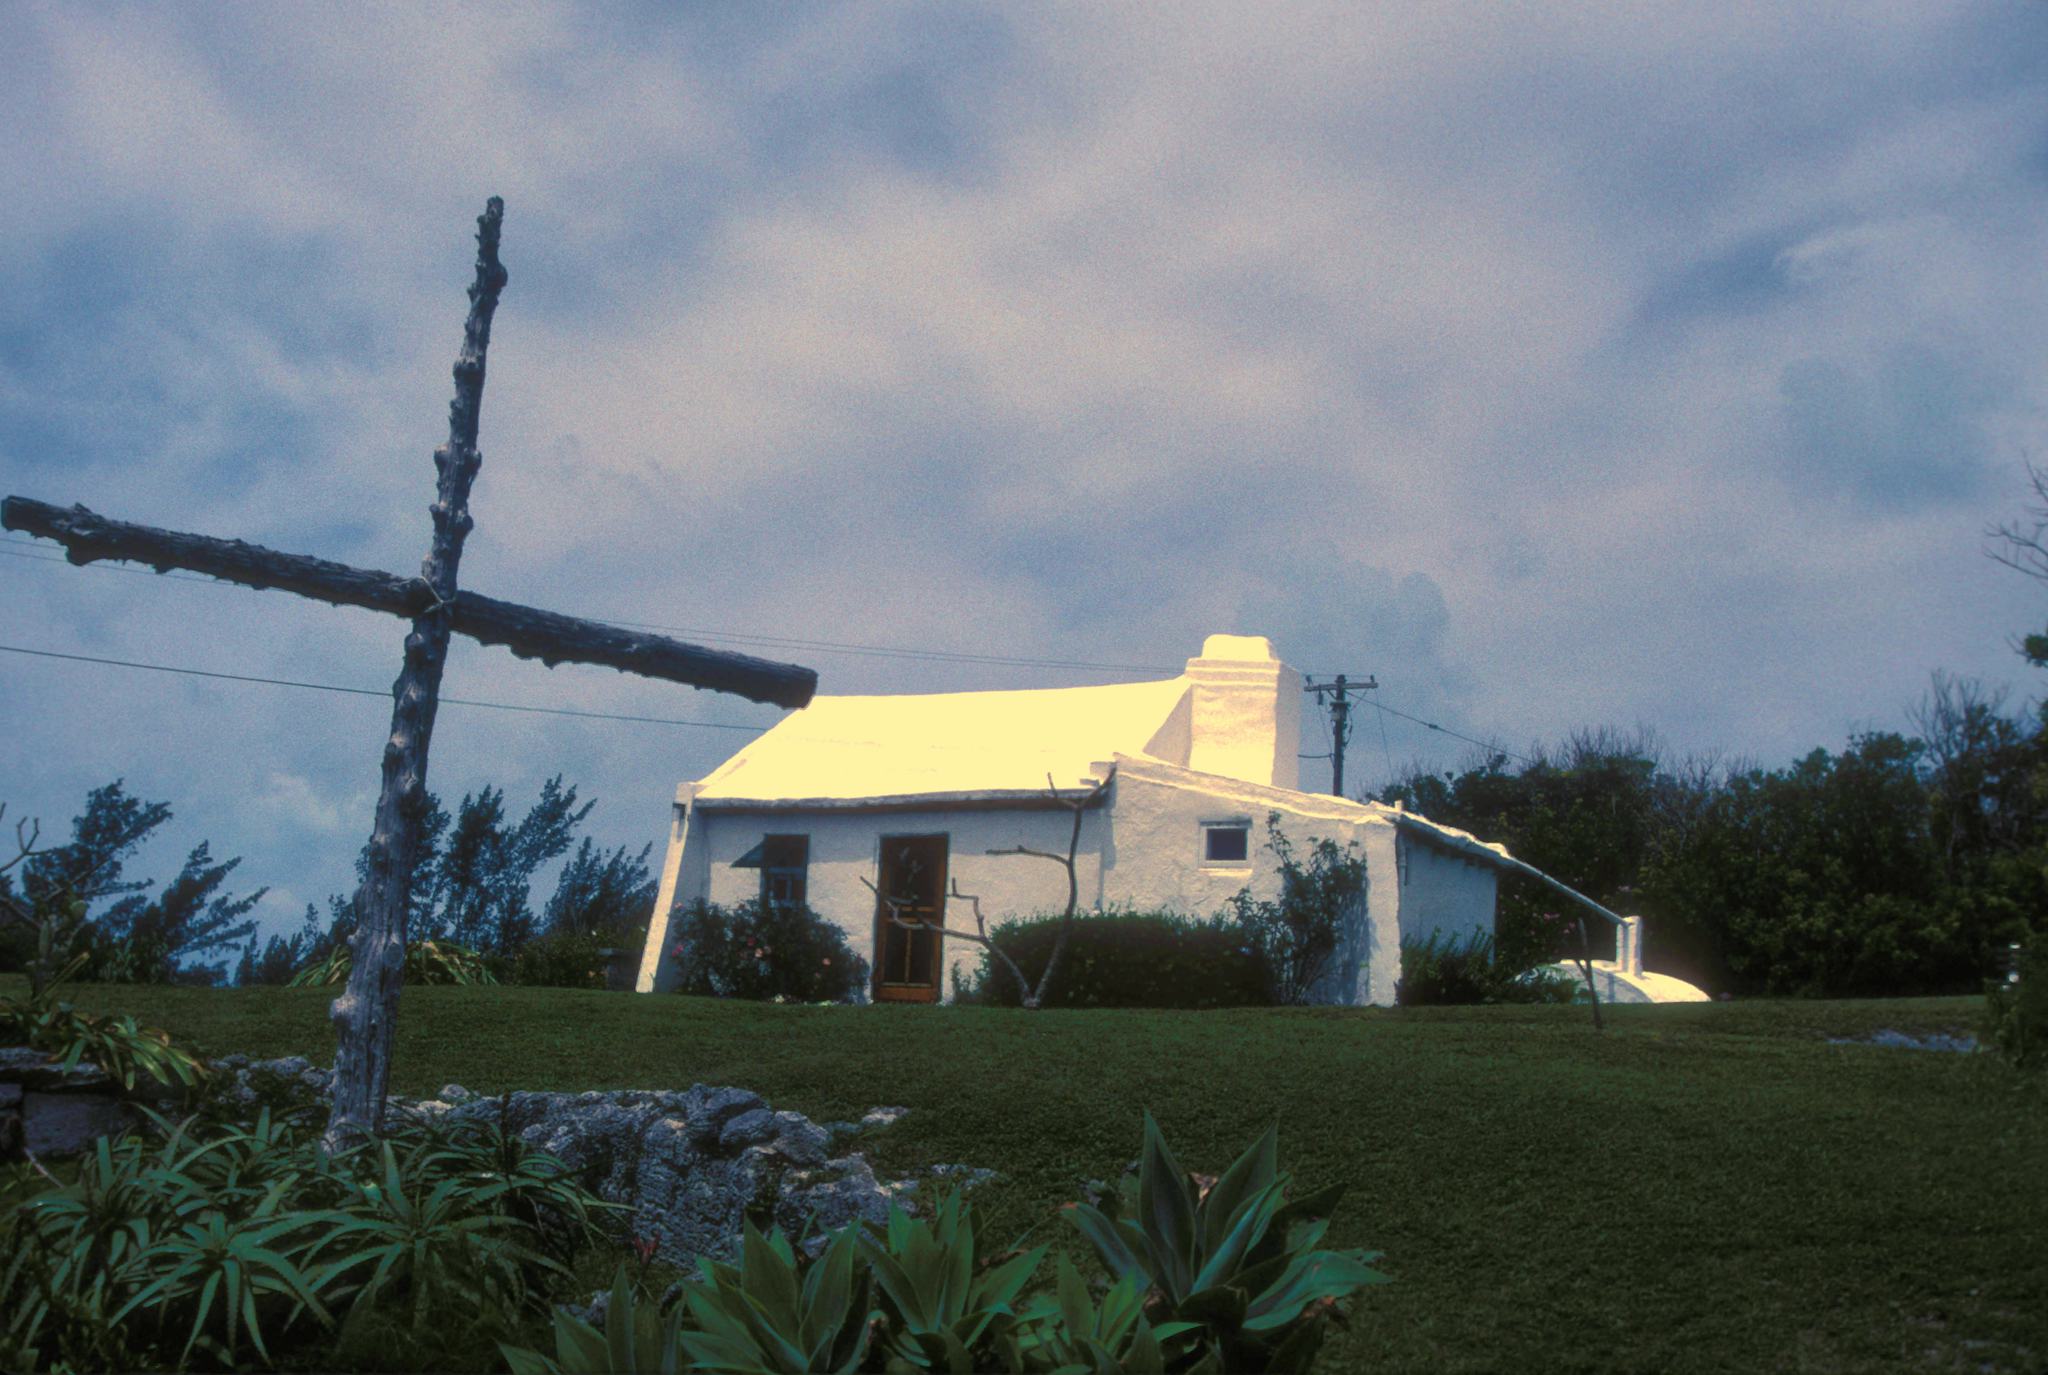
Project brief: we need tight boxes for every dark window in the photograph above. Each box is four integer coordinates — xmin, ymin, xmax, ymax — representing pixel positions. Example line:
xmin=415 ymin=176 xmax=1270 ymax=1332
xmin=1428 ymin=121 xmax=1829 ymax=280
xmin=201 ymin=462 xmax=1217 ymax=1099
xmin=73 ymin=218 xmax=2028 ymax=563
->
xmin=760 ymin=834 xmax=808 ymax=912
xmin=1204 ymin=823 xmax=1250 ymax=863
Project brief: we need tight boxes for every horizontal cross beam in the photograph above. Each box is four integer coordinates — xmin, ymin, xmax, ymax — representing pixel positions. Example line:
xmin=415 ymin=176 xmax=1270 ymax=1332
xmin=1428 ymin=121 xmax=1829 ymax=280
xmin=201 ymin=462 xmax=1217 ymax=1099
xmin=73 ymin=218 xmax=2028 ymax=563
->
xmin=2 ymin=496 xmax=816 ymax=710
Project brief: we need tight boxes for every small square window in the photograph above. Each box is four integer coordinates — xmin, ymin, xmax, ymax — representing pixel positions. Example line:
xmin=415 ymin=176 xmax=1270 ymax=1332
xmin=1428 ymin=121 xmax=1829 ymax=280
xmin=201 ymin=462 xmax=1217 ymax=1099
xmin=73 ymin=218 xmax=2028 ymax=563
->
xmin=733 ymin=834 xmax=809 ymax=912
xmin=1203 ymin=823 xmax=1250 ymax=864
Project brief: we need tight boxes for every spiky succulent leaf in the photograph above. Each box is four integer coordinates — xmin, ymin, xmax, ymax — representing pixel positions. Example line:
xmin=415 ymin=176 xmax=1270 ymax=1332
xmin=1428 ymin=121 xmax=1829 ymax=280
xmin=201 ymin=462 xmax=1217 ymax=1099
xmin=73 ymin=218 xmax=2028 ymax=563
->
xmin=1136 ymin=1112 xmax=1197 ymax=1301
xmin=1062 ymin=1202 xmax=1152 ymax=1290
xmin=1197 ymin=1121 xmax=1278 ymax=1256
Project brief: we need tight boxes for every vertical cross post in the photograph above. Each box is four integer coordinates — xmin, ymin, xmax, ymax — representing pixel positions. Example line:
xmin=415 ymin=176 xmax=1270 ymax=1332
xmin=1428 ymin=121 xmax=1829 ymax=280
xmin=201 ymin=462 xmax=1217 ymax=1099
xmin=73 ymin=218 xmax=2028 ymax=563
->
xmin=325 ymin=198 xmax=508 ymax=1152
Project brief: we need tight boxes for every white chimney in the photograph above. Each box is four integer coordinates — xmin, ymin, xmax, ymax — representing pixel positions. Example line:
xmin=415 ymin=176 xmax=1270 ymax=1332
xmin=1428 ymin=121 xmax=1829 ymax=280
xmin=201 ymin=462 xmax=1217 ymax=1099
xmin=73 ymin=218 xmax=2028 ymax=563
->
xmin=1183 ymin=634 xmax=1301 ymax=790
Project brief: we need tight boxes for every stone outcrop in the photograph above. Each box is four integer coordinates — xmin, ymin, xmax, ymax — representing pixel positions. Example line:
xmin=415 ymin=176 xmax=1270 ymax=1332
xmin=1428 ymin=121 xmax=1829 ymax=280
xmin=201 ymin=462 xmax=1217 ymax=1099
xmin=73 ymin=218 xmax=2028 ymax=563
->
xmin=201 ymin=1056 xmax=982 ymax=1268
xmin=404 ymin=1081 xmax=929 ymax=1267
xmin=8 ymin=1049 xmax=993 ymax=1272
xmin=0 ymin=1046 xmax=169 ymax=1157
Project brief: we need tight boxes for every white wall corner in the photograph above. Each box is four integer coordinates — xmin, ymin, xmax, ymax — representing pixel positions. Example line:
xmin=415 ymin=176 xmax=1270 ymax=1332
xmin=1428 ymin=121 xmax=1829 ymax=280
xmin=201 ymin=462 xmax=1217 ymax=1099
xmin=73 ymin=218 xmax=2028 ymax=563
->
xmin=636 ymin=793 xmax=698 ymax=992
xmin=1618 ymin=915 xmax=1644 ymax=977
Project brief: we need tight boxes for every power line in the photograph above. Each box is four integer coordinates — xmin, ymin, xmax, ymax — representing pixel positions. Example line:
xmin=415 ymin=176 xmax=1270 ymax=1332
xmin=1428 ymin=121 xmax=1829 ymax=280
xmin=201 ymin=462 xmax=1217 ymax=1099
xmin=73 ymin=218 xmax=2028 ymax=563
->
xmin=0 ymin=643 xmax=767 ymax=730
xmin=1367 ymin=697 xmax=1535 ymax=767
xmin=1372 ymin=696 xmax=1395 ymax=787
xmin=6 ymin=533 xmax=1543 ymax=761
xmin=0 ymin=538 xmax=1173 ymax=676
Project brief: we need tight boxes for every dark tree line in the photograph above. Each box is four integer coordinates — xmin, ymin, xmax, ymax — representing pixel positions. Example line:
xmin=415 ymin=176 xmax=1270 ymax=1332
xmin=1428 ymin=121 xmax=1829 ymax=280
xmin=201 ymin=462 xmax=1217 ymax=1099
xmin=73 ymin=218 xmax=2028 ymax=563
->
xmin=1376 ymin=468 xmax=2048 ymax=1000
xmin=1379 ymin=686 xmax=2043 ymax=999
xmin=1 ymin=776 xmax=655 ymax=990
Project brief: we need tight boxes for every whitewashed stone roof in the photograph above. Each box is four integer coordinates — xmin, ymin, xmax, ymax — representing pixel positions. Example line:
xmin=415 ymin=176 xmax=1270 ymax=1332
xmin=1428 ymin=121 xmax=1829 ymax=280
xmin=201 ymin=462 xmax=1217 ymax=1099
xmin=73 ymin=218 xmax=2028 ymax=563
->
xmin=693 ymin=675 xmax=1193 ymax=804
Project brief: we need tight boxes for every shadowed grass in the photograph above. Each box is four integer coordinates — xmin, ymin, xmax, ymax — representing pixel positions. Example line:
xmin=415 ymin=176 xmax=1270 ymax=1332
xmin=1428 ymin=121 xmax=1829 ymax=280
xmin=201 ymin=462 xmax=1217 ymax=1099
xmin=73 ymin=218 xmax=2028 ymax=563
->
xmin=21 ymin=979 xmax=2044 ymax=1374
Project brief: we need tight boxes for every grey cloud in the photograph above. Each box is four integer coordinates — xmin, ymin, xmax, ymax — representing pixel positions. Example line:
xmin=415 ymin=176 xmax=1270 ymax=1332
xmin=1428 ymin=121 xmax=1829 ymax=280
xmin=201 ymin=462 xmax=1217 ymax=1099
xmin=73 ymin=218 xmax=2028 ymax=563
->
xmin=1776 ymin=344 xmax=2002 ymax=509
xmin=7 ymin=3 xmax=2048 ymax=945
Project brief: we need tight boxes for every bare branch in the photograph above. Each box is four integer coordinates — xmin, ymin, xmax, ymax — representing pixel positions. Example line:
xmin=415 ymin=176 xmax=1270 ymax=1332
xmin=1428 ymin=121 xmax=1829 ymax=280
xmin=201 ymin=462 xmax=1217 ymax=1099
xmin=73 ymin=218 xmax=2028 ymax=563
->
xmin=863 ymin=775 xmax=1109 ymax=1011
xmin=0 ymin=803 xmax=39 ymax=880
xmin=856 ymin=875 xmax=1039 ymax=1005
xmin=1987 ymin=458 xmax=2048 ymax=582
xmin=947 ymin=878 xmax=1034 ymax=1003
xmin=17 ymin=1138 xmax=62 ymax=1190
xmin=985 ymin=845 xmax=1070 ymax=863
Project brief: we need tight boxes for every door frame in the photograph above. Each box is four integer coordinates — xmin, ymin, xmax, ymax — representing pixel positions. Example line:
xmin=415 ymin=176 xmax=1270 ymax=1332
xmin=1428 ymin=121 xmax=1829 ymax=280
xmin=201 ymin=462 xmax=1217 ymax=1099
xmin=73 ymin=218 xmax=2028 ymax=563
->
xmin=871 ymin=832 xmax=948 ymax=1004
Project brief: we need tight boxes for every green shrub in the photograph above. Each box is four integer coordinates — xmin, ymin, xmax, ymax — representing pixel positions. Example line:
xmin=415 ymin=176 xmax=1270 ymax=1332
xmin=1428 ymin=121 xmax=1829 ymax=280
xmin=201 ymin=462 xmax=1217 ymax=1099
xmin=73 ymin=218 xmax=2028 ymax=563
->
xmin=0 ymin=1104 xmax=612 ymax=1372
xmin=0 ymin=954 xmax=209 ymax=1092
xmin=959 ymin=907 xmax=1272 ymax=1009
xmin=507 ymin=928 xmax=618 ymax=990
xmin=1396 ymin=929 xmax=1580 ymax=1006
xmin=286 ymin=938 xmax=498 ymax=988
xmin=1981 ymin=928 xmax=2047 ymax=1071
xmin=666 ymin=899 xmax=868 ymax=1003
xmin=1219 ymin=816 xmax=1367 ymax=1006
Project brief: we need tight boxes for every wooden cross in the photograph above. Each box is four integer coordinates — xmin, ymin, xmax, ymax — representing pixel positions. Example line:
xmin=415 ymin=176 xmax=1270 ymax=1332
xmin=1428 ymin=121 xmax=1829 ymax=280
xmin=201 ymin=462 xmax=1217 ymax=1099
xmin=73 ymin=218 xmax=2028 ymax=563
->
xmin=2 ymin=199 xmax=817 ymax=1149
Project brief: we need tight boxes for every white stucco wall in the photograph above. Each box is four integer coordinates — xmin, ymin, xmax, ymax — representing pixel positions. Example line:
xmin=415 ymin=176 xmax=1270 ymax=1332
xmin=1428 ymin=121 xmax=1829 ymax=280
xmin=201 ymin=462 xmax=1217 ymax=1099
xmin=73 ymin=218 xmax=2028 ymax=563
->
xmin=1394 ymin=833 xmax=1499 ymax=961
xmin=636 ymin=752 xmax=1501 ymax=1009
xmin=679 ymin=803 xmax=1110 ymax=1000
xmin=636 ymin=785 xmax=708 ymax=993
xmin=1104 ymin=760 xmax=1403 ymax=1006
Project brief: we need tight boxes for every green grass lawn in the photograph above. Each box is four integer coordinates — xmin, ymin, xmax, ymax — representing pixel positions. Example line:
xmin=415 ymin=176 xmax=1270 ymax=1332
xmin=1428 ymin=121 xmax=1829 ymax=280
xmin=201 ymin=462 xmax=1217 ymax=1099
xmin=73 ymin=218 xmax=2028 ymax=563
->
xmin=31 ymin=982 xmax=2047 ymax=1374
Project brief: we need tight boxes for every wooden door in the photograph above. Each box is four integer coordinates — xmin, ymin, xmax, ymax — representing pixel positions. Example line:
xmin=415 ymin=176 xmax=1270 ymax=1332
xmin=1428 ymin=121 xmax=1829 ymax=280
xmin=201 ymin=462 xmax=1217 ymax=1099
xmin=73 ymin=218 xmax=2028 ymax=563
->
xmin=873 ymin=835 xmax=947 ymax=1003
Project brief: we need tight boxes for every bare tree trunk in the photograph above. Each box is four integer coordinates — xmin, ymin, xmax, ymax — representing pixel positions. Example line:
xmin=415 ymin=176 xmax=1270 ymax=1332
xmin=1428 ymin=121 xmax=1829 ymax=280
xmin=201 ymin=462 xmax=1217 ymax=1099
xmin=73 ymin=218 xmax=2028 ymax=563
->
xmin=325 ymin=199 xmax=507 ymax=1153
xmin=985 ymin=776 xmax=1105 ymax=1009
xmin=1025 ymin=791 xmax=1089 ymax=1008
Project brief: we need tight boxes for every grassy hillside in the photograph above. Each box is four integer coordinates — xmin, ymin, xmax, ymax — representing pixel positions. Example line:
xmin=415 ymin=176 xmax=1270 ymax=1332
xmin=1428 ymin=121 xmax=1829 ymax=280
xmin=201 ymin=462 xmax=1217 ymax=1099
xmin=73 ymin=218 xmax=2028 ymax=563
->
xmin=32 ymin=983 xmax=2046 ymax=1373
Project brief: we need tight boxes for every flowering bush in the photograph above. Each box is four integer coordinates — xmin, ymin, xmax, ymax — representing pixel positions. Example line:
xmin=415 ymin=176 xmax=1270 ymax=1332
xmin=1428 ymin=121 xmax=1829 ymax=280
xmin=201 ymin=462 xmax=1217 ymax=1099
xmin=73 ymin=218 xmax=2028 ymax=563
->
xmin=666 ymin=899 xmax=868 ymax=1003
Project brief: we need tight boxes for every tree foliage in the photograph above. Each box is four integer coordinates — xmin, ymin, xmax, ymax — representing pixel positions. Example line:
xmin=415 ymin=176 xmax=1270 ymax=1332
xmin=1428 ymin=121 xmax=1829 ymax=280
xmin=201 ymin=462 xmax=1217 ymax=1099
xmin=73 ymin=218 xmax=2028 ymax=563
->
xmin=1 ymin=782 xmax=263 ymax=990
xmin=1380 ymin=713 xmax=2042 ymax=998
xmin=304 ymin=777 xmax=612 ymax=979
xmin=542 ymin=837 xmax=655 ymax=940
xmin=426 ymin=777 xmax=592 ymax=955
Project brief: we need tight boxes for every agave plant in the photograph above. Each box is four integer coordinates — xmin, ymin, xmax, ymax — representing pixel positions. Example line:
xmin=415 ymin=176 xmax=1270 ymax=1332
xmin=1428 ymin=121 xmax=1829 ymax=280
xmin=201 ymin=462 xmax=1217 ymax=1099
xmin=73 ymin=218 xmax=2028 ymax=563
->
xmin=502 ymin=1220 xmax=877 ymax=1375
xmin=676 ymin=1219 xmax=876 ymax=1374
xmin=501 ymin=1266 xmax=689 ymax=1375
xmin=1062 ymin=1114 xmax=1389 ymax=1373
xmin=856 ymin=1188 xmax=1047 ymax=1373
xmin=1013 ymin=1252 xmax=1205 ymax=1374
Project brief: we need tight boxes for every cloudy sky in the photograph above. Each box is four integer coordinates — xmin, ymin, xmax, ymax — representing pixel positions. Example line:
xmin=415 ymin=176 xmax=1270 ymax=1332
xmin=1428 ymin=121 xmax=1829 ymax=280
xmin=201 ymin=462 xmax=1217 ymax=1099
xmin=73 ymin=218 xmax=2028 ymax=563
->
xmin=5 ymin=2 xmax=2047 ymax=944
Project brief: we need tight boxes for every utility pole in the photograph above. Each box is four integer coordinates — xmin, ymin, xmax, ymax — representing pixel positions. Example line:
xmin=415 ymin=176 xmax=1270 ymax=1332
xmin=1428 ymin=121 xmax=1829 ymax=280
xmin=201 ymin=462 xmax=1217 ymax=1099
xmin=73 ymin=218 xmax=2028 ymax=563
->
xmin=1305 ymin=673 xmax=1375 ymax=799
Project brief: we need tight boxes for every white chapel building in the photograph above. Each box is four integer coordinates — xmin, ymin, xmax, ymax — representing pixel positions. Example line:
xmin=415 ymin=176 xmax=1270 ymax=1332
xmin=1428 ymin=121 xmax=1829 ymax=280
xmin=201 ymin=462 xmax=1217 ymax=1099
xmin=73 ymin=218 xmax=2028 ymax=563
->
xmin=633 ymin=634 xmax=1590 ymax=1006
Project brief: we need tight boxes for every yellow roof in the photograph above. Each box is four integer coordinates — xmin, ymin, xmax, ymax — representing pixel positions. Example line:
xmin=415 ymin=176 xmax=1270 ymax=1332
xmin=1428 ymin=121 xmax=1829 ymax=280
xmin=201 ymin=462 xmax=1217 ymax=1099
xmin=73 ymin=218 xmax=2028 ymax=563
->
xmin=694 ymin=676 xmax=1192 ymax=804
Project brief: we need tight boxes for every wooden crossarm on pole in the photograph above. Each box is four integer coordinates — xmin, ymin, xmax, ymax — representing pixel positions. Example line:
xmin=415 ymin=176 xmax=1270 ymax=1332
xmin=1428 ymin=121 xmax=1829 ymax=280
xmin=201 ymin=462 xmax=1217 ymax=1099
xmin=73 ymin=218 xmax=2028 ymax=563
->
xmin=1 ymin=495 xmax=817 ymax=710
